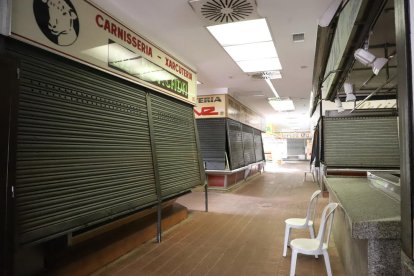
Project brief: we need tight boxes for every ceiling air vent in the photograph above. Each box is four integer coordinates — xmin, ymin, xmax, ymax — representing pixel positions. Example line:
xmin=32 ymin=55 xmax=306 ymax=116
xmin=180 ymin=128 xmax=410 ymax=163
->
xmin=292 ymin=33 xmax=305 ymax=42
xmin=251 ymin=71 xmax=282 ymax=80
xmin=189 ymin=0 xmax=260 ymax=26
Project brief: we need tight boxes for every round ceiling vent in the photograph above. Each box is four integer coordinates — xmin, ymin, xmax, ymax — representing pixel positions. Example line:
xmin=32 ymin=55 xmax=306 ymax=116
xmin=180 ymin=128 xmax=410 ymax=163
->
xmin=201 ymin=0 xmax=254 ymax=23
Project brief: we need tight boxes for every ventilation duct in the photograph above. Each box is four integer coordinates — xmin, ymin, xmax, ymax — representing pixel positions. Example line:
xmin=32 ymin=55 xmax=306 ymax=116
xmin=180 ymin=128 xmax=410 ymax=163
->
xmin=251 ymin=71 xmax=281 ymax=80
xmin=189 ymin=0 xmax=260 ymax=26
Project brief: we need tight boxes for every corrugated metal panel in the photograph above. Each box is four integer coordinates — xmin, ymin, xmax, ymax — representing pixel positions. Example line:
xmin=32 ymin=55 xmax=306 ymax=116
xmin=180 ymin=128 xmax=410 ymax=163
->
xmin=10 ymin=46 xmax=158 ymax=245
xmin=226 ymin=119 xmax=244 ymax=170
xmin=242 ymin=124 xmax=255 ymax=165
xmin=150 ymin=94 xmax=202 ymax=198
xmin=196 ymin=118 xmax=226 ymax=170
xmin=323 ymin=116 xmax=400 ymax=167
xmin=287 ymin=139 xmax=306 ymax=156
xmin=253 ymin=129 xmax=264 ymax=161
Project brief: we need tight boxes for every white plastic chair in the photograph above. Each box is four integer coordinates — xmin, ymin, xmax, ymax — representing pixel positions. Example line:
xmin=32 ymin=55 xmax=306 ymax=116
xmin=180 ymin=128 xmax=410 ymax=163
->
xmin=282 ymin=190 xmax=322 ymax=257
xmin=289 ymin=202 xmax=339 ymax=276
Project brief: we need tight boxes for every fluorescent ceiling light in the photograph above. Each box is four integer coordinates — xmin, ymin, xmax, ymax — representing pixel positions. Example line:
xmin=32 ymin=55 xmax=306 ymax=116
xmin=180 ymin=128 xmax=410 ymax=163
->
xmin=207 ymin=18 xmax=272 ymax=46
xmin=265 ymin=79 xmax=279 ymax=97
xmin=207 ymin=18 xmax=283 ymax=74
xmin=268 ymin=97 xmax=295 ymax=111
xmin=224 ymin=41 xmax=278 ymax=61
xmin=237 ymin=58 xmax=282 ymax=72
xmin=197 ymin=80 xmax=202 ymax=85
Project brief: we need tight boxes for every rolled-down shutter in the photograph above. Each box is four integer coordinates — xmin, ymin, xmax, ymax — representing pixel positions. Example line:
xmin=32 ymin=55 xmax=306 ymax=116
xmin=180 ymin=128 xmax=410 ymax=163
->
xmin=12 ymin=46 xmax=158 ymax=245
xmin=150 ymin=94 xmax=202 ymax=199
xmin=196 ymin=118 xmax=226 ymax=170
xmin=323 ymin=116 xmax=400 ymax=167
xmin=242 ymin=124 xmax=255 ymax=165
xmin=287 ymin=139 xmax=306 ymax=156
xmin=227 ymin=119 xmax=244 ymax=170
xmin=253 ymin=129 xmax=264 ymax=161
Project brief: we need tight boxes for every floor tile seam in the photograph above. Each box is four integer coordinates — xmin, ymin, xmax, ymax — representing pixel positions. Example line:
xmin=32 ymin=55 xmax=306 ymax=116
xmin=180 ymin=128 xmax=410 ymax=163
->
xmin=166 ymin=206 xmax=260 ymax=275
xmin=199 ymin=207 xmax=263 ymax=276
xmin=106 ymin=211 xmax=225 ymax=273
xmin=137 ymin=211 xmax=241 ymax=272
xmin=140 ymin=242 xmax=189 ymax=274
xmin=124 ymin=212 xmax=236 ymax=272
xmin=181 ymin=206 xmax=260 ymax=275
xmin=136 ymin=206 xmax=257 ymax=272
xmin=217 ymin=212 xmax=270 ymax=276
xmin=162 ymin=211 xmax=230 ymax=243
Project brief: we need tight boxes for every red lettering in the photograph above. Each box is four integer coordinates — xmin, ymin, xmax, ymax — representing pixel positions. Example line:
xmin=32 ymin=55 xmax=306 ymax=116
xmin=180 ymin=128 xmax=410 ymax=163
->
xmin=96 ymin=14 xmax=103 ymax=27
xmin=104 ymin=19 xmax=110 ymax=32
xmin=126 ymin=33 xmax=132 ymax=44
xmin=193 ymin=107 xmax=219 ymax=116
xmin=132 ymin=37 xmax=137 ymax=47
xmin=110 ymin=23 xmax=117 ymax=36
xmin=117 ymin=26 xmax=123 ymax=40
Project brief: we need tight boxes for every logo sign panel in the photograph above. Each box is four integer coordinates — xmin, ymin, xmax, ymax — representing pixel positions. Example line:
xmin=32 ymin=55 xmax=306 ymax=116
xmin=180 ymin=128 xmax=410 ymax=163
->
xmin=11 ymin=0 xmax=197 ymax=105
xmin=194 ymin=95 xmax=226 ymax=118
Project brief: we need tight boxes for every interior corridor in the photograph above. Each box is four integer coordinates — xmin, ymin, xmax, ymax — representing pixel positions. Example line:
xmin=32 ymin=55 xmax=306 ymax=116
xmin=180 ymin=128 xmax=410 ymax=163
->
xmin=94 ymin=161 xmax=345 ymax=276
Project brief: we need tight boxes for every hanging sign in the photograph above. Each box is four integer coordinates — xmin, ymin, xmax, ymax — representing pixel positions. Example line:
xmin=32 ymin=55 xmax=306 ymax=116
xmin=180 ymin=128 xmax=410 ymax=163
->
xmin=10 ymin=0 xmax=197 ymax=105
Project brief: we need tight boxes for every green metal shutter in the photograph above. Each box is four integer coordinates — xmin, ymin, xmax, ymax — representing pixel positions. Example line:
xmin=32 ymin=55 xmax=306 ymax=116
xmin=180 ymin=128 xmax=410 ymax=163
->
xmin=253 ymin=129 xmax=264 ymax=162
xmin=149 ymin=93 xmax=202 ymax=199
xmin=226 ymin=119 xmax=245 ymax=170
xmin=323 ymin=116 xmax=400 ymax=167
xmin=10 ymin=45 xmax=158 ymax=245
xmin=196 ymin=118 xmax=226 ymax=170
xmin=242 ymin=124 xmax=255 ymax=165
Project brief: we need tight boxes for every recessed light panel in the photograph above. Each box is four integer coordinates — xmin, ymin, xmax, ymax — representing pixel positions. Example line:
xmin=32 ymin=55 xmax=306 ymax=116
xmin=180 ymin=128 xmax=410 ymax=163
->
xmin=268 ymin=97 xmax=295 ymax=111
xmin=207 ymin=18 xmax=272 ymax=46
xmin=206 ymin=18 xmax=282 ymax=73
xmin=224 ymin=41 xmax=278 ymax=61
xmin=237 ymin=58 xmax=282 ymax=72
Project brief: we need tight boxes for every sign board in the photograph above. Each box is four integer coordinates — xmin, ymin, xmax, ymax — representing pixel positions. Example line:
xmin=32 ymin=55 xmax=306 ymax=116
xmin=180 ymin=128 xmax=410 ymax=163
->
xmin=273 ymin=132 xmax=311 ymax=139
xmin=194 ymin=94 xmax=265 ymax=131
xmin=10 ymin=0 xmax=197 ymax=105
xmin=194 ymin=94 xmax=226 ymax=118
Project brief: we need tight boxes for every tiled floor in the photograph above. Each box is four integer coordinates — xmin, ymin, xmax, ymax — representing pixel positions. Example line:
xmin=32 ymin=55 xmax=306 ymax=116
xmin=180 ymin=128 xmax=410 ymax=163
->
xmin=94 ymin=161 xmax=345 ymax=276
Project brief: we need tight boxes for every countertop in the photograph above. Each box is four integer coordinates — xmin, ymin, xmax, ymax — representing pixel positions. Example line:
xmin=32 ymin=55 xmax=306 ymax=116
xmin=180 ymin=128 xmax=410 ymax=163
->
xmin=325 ymin=176 xmax=400 ymax=239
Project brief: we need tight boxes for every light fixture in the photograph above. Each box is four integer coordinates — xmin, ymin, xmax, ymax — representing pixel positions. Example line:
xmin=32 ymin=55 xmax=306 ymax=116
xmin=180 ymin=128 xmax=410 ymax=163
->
xmin=268 ymin=97 xmax=295 ymax=111
xmin=335 ymin=97 xmax=344 ymax=112
xmin=207 ymin=18 xmax=282 ymax=73
xmin=237 ymin=58 xmax=282 ymax=72
xmin=354 ymin=48 xmax=388 ymax=75
xmin=343 ymin=82 xmax=356 ymax=102
xmin=207 ymin=18 xmax=272 ymax=46
xmin=266 ymin=79 xmax=280 ymax=97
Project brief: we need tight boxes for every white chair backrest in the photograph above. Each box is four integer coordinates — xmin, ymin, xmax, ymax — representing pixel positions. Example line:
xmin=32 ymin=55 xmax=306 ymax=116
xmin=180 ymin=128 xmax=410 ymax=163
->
xmin=316 ymin=202 xmax=339 ymax=250
xmin=304 ymin=190 xmax=322 ymax=224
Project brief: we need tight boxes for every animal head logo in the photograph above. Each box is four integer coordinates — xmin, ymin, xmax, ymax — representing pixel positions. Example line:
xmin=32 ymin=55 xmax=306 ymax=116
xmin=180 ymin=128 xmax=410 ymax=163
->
xmin=33 ymin=0 xmax=80 ymax=46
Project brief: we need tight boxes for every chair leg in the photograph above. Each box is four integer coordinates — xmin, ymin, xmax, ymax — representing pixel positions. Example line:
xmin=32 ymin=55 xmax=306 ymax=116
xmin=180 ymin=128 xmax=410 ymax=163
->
xmin=290 ymin=249 xmax=298 ymax=276
xmin=309 ymin=225 xmax=315 ymax=239
xmin=283 ymin=225 xmax=291 ymax=257
xmin=308 ymin=226 xmax=318 ymax=258
xmin=323 ymin=250 xmax=332 ymax=276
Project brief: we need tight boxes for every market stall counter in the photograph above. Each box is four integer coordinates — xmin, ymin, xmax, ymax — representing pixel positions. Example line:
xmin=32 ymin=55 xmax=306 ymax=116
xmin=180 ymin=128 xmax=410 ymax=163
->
xmin=324 ymin=175 xmax=401 ymax=275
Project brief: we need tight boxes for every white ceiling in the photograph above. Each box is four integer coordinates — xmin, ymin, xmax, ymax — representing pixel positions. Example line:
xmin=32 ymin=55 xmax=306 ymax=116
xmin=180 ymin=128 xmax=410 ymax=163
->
xmin=91 ymin=0 xmax=333 ymax=131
